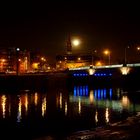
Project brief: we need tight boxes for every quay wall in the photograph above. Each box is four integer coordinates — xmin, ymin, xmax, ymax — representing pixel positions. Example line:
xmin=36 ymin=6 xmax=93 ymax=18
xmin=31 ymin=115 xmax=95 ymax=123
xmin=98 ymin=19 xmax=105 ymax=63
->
xmin=0 ymin=72 xmax=68 ymax=91
xmin=0 ymin=66 xmax=140 ymax=90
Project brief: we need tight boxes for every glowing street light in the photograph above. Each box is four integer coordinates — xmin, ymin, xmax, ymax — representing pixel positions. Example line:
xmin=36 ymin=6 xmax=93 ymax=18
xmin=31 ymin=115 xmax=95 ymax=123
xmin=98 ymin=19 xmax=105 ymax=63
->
xmin=104 ymin=50 xmax=110 ymax=55
xmin=77 ymin=57 xmax=81 ymax=61
xmin=16 ymin=48 xmax=20 ymax=51
xmin=16 ymin=48 xmax=20 ymax=75
xmin=103 ymin=50 xmax=111 ymax=65
xmin=137 ymin=47 xmax=140 ymax=51
xmin=41 ymin=57 xmax=46 ymax=62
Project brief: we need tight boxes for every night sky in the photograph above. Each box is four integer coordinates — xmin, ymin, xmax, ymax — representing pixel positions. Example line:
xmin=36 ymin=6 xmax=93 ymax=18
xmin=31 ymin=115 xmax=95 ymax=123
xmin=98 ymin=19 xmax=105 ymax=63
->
xmin=0 ymin=1 xmax=140 ymax=63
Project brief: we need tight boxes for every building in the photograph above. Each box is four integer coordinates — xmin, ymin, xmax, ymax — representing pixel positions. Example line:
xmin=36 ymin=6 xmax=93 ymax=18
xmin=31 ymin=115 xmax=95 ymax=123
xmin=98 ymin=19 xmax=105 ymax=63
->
xmin=56 ymin=36 xmax=101 ymax=70
xmin=0 ymin=48 xmax=30 ymax=73
xmin=56 ymin=53 xmax=101 ymax=70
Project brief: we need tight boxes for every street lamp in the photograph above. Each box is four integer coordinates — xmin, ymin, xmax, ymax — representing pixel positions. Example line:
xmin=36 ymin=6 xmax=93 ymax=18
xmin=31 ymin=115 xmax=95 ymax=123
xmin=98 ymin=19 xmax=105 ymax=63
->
xmin=77 ymin=57 xmax=81 ymax=61
xmin=124 ymin=46 xmax=130 ymax=65
xmin=16 ymin=48 xmax=20 ymax=51
xmin=16 ymin=48 xmax=20 ymax=75
xmin=91 ymin=50 xmax=97 ymax=66
xmin=136 ymin=47 xmax=140 ymax=62
xmin=104 ymin=50 xmax=111 ymax=65
xmin=137 ymin=47 xmax=140 ymax=51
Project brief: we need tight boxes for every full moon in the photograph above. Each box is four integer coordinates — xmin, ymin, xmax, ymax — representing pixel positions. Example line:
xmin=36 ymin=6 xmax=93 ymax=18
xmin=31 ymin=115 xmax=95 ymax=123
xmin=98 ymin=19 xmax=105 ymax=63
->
xmin=72 ymin=39 xmax=80 ymax=46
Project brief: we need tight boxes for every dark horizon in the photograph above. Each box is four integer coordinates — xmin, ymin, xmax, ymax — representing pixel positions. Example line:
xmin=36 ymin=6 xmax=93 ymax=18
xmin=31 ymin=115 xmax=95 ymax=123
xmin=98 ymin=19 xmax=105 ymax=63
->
xmin=0 ymin=1 xmax=140 ymax=63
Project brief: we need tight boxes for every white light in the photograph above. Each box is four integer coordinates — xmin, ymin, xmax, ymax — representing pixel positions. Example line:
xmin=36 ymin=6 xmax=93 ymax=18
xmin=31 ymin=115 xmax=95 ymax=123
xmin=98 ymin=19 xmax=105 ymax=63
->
xmin=16 ymin=48 xmax=20 ymax=51
xmin=72 ymin=39 xmax=80 ymax=46
xmin=105 ymin=108 xmax=109 ymax=123
xmin=89 ymin=68 xmax=95 ymax=75
xmin=120 ymin=66 xmax=130 ymax=75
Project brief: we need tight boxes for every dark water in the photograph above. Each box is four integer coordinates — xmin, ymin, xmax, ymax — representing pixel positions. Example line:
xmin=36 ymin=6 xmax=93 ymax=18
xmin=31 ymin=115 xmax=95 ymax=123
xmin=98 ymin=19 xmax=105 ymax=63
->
xmin=0 ymin=82 xmax=140 ymax=140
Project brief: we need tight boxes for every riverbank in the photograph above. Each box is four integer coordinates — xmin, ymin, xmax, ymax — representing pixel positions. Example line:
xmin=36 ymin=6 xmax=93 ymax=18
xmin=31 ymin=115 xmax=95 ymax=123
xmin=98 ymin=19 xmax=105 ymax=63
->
xmin=33 ymin=112 xmax=140 ymax=140
xmin=67 ymin=112 xmax=140 ymax=140
xmin=0 ymin=72 xmax=68 ymax=90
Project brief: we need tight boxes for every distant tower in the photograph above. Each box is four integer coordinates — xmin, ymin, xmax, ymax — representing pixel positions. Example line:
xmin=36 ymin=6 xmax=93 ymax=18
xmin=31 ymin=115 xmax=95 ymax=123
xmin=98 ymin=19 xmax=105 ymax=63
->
xmin=66 ymin=35 xmax=72 ymax=55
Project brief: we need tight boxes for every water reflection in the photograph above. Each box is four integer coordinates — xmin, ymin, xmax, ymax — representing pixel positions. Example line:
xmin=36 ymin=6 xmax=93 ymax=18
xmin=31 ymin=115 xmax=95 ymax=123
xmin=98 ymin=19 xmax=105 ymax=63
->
xmin=95 ymin=110 xmax=98 ymax=124
xmin=9 ymin=99 xmax=11 ymax=117
xmin=34 ymin=92 xmax=38 ymax=106
xmin=0 ymin=85 xmax=140 ymax=139
xmin=78 ymin=98 xmax=81 ymax=114
xmin=74 ymin=85 xmax=88 ymax=96
xmin=60 ymin=93 xmax=62 ymax=109
xmin=70 ymin=85 xmax=140 ymax=123
xmin=121 ymin=95 xmax=130 ymax=109
xmin=89 ymin=90 xmax=94 ymax=104
xmin=105 ymin=108 xmax=109 ymax=124
xmin=42 ymin=96 xmax=46 ymax=117
xmin=0 ymin=87 xmax=139 ymax=122
xmin=17 ymin=96 xmax=22 ymax=122
xmin=25 ymin=94 xmax=28 ymax=115
xmin=65 ymin=101 xmax=67 ymax=115
xmin=1 ymin=95 xmax=6 ymax=118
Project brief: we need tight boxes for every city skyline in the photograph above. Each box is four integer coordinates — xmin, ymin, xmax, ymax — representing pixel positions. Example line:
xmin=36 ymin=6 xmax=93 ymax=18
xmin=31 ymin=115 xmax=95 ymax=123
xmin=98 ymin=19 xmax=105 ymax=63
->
xmin=0 ymin=1 xmax=140 ymax=63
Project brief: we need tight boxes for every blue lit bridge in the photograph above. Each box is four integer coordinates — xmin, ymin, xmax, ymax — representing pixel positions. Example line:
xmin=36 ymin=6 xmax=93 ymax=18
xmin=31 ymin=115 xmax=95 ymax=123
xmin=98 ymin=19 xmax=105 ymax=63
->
xmin=67 ymin=63 xmax=140 ymax=87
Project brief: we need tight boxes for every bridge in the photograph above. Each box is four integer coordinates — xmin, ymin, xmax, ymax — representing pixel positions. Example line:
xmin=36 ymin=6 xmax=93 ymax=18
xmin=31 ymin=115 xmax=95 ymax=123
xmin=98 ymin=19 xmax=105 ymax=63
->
xmin=68 ymin=63 xmax=140 ymax=76
xmin=69 ymin=63 xmax=140 ymax=71
xmin=67 ymin=63 xmax=140 ymax=87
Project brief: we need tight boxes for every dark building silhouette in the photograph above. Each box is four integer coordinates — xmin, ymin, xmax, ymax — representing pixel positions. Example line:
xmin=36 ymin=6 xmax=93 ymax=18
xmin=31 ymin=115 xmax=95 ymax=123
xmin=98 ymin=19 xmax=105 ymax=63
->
xmin=66 ymin=35 xmax=72 ymax=55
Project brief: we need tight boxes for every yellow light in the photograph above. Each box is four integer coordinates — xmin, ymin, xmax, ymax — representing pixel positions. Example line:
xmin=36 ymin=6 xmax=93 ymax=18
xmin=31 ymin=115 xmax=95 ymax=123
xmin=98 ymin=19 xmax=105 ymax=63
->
xmin=95 ymin=110 xmax=98 ymax=124
xmin=78 ymin=98 xmax=81 ymax=114
xmin=104 ymin=50 xmax=110 ymax=55
xmin=89 ymin=90 xmax=94 ymax=103
xmin=122 ymin=96 xmax=130 ymax=108
xmin=77 ymin=57 xmax=81 ymax=61
xmin=1 ymin=59 xmax=5 ymax=62
xmin=47 ymin=66 xmax=50 ymax=70
xmin=41 ymin=57 xmax=46 ymax=61
xmin=32 ymin=63 xmax=39 ymax=69
xmin=89 ymin=68 xmax=95 ymax=75
xmin=120 ymin=66 xmax=130 ymax=75
xmin=95 ymin=61 xmax=102 ymax=66
xmin=34 ymin=92 xmax=38 ymax=106
xmin=137 ymin=47 xmax=140 ymax=50
xmin=60 ymin=93 xmax=62 ymax=109
xmin=42 ymin=97 xmax=46 ymax=117
xmin=25 ymin=94 xmax=28 ymax=115
xmin=65 ymin=101 xmax=67 ymax=116
xmin=17 ymin=97 xmax=22 ymax=122
xmin=105 ymin=108 xmax=109 ymax=123
xmin=1 ymin=95 xmax=7 ymax=118
xmin=72 ymin=39 xmax=80 ymax=46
